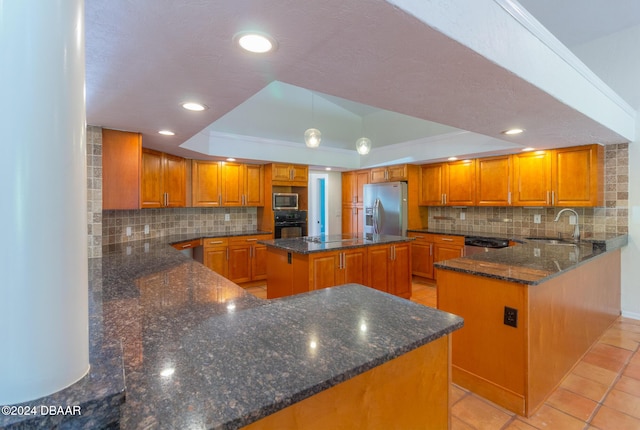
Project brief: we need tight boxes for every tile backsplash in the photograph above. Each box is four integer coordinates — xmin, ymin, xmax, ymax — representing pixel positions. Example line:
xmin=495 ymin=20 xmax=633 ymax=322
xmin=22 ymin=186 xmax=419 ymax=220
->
xmin=427 ymin=143 xmax=629 ymax=237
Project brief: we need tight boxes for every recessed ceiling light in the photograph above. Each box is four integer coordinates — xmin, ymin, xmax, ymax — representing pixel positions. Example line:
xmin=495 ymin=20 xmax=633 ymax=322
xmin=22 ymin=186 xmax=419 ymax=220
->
xmin=448 ymin=156 xmax=458 ymax=161
xmin=325 ymin=167 xmax=332 ymax=171
xmin=226 ymin=158 xmax=236 ymax=162
xmin=502 ymin=128 xmax=524 ymax=135
xmin=182 ymin=102 xmax=207 ymax=111
xmin=522 ymin=147 xmax=535 ymax=152
xmin=235 ymin=32 xmax=276 ymax=53
xmin=158 ymin=130 xmax=175 ymax=136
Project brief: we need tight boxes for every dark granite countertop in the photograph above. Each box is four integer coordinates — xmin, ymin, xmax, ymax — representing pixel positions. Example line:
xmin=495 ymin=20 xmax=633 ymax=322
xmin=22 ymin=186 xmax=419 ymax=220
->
xmin=422 ymin=229 xmax=628 ymax=285
xmin=260 ymin=234 xmax=413 ymax=254
xmin=5 ymin=236 xmax=461 ymax=429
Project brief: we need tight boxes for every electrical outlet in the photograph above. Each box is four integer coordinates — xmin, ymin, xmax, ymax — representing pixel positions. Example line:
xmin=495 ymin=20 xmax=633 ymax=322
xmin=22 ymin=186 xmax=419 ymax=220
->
xmin=144 ymin=224 xmax=150 ymax=234
xmin=533 ymin=214 xmax=541 ymax=224
xmin=460 ymin=212 xmax=466 ymax=220
xmin=504 ymin=306 xmax=518 ymax=328
xmin=534 ymin=248 xmax=541 ymax=257
xmin=569 ymin=215 xmax=577 ymax=225
xmin=126 ymin=226 xmax=132 ymax=236
xmin=224 ymin=214 xmax=230 ymax=221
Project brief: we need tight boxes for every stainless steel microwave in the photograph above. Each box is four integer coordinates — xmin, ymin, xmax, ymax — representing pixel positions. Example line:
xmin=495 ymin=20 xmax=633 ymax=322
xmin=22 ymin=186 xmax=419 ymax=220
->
xmin=273 ymin=193 xmax=299 ymax=210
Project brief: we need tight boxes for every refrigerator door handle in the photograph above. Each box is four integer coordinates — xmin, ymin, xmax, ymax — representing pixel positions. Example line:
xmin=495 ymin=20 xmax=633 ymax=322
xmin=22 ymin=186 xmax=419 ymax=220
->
xmin=373 ymin=198 xmax=381 ymax=234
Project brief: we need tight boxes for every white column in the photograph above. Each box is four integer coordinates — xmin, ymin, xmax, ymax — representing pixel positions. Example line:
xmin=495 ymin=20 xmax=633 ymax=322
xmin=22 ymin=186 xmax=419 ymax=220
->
xmin=0 ymin=0 xmax=89 ymax=404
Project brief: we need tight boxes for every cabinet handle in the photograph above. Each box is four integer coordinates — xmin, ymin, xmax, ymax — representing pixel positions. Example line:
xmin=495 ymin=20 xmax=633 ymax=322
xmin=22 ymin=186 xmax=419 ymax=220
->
xmin=226 ymin=248 xmax=229 ymax=260
xmin=208 ymin=241 xmax=223 ymax=245
xmin=245 ymin=238 xmax=258 ymax=242
xmin=414 ymin=235 xmax=424 ymax=239
xmin=218 ymin=194 xmax=222 ymax=206
xmin=250 ymin=246 xmax=253 ymax=258
xmin=441 ymin=238 xmax=454 ymax=242
xmin=353 ymin=196 xmax=356 ymax=204
xmin=508 ymin=191 xmax=511 ymax=205
xmin=429 ymin=243 xmax=433 ymax=256
xmin=181 ymin=243 xmax=192 ymax=248
xmin=353 ymin=207 xmax=357 ymax=215
xmin=546 ymin=191 xmax=550 ymax=205
xmin=551 ymin=191 xmax=555 ymax=206
xmin=443 ymin=193 xmax=447 ymax=205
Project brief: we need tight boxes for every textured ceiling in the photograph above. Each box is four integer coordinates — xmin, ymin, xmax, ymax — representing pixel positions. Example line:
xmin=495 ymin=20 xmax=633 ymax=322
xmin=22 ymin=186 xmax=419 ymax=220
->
xmin=85 ymin=0 xmax=634 ymax=167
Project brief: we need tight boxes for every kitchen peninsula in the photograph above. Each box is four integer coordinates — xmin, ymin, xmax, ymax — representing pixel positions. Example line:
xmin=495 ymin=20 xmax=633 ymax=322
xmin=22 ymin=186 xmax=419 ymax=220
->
xmin=261 ymin=234 xmax=414 ymax=299
xmin=1 ymin=236 xmax=462 ymax=429
xmin=433 ymin=233 xmax=627 ymax=417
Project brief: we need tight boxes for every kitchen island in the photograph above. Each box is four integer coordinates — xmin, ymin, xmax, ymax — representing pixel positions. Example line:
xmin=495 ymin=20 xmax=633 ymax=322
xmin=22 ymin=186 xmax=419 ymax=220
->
xmin=261 ymin=234 xmax=414 ymax=299
xmin=433 ymin=234 xmax=627 ymax=417
xmin=2 ymin=235 xmax=462 ymax=429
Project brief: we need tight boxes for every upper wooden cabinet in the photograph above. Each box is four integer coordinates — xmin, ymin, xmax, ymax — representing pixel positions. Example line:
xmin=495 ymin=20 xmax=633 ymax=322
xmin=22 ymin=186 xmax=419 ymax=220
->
xmin=552 ymin=145 xmax=603 ymax=207
xmin=476 ymin=155 xmax=512 ymax=206
xmin=342 ymin=170 xmax=370 ymax=206
xmin=419 ymin=160 xmax=475 ymax=206
xmin=271 ymin=163 xmax=308 ymax=186
xmin=141 ymin=148 xmax=186 ymax=208
xmin=102 ymin=129 xmax=141 ymax=210
xmin=370 ymin=164 xmax=408 ymax=183
xmin=192 ymin=161 xmax=264 ymax=207
xmin=512 ymin=145 xmax=602 ymax=207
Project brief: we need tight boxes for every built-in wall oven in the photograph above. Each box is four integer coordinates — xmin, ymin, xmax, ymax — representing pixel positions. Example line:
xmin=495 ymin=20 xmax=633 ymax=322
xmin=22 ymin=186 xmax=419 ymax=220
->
xmin=274 ymin=210 xmax=308 ymax=239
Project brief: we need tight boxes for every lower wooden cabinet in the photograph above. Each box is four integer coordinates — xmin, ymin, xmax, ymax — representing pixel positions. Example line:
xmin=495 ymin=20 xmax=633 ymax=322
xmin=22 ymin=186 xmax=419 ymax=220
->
xmin=341 ymin=205 xmax=365 ymax=235
xmin=267 ymin=242 xmax=412 ymax=299
xmin=202 ymin=234 xmax=271 ymax=284
xmin=407 ymin=232 xmax=434 ymax=279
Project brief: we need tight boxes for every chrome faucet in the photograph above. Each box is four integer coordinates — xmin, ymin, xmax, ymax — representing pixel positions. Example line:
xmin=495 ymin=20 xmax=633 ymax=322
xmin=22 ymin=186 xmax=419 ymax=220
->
xmin=554 ymin=208 xmax=580 ymax=241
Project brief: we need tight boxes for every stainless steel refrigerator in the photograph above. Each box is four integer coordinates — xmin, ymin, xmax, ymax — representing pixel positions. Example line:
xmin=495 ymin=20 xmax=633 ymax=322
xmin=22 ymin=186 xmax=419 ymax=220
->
xmin=363 ymin=181 xmax=408 ymax=238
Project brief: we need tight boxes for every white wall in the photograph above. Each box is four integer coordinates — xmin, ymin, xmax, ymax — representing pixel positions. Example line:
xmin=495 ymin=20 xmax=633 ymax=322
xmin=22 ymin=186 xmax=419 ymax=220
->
xmin=570 ymin=25 xmax=640 ymax=319
xmin=308 ymin=170 xmax=343 ymax=236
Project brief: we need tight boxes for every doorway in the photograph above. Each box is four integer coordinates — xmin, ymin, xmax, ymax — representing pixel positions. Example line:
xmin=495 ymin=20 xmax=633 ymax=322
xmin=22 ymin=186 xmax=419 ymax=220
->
xmin=308 ymin=172 xmax=329 ymax=236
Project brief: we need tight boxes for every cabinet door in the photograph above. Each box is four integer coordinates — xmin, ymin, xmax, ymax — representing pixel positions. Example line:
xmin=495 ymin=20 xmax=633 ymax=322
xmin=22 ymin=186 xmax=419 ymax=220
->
xmin=387 ymin=164 xmax=407 ymax=182
xmin=370 ymin=167 xmax=388 ymax=183
xmin=552 ymin=145 xmax=602 ymax=207
xmin=367 ymin=246 xmax=391 ymax=293
xmin=203 ymin=241 xmax=228 ymax=278
xmin=409 ymin=237 xmax=434 ymax=279
xmin=140 ymin=148 xmax=164 ymax=208
xmin=354 ymin=170 xmax=370 ymax=205
xmin=390 ymin=243 xmax=411 ymax=298
xmin=342 ymin=172 xmax=356 ymax=205
xmin=342 ymin=205 xmax=365 ymax=236
xmin=434 ymin=244 xmax=464 ymax=263
xmin=342 ymin=248 xmax=367 ymax=285
xmin=221 ymin=162 xmax=244 ymax=206
xmin=192 ymin=161 xmax=222 ymax=207
xmin=310 ymin=252 xmax=341 ymax=290
xmin=251 ymin=242 xmax=269 ymax=281
xmin=164 ymin=153 xmax=186 ymax=207
xmin=291 ymin=165 xmax=308 ymax=183
xmin=445 ymin=160 xmax=475 ymax=206
xmin=244 ymin=164 xmax=264 ymax=206
xmin=272 ymin=164 xmax=293 ymax=181
xmin=512 ymin=151 xmax=552 ymax=206
xmin=476 ymin=156 xmax=511 ymax=206
xmin=228 ymin=244 xmax=251 ymax=283
xmin=419 ymin=164 xmax=445 ymax=206
xmin=102 ymin=129 xmax=141 ymax=210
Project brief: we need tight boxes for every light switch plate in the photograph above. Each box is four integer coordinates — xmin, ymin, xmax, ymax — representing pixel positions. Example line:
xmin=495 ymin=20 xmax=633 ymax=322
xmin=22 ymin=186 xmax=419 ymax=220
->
xmin=533 ymin=214 xmax=541 ymax=224
xmin=224 ymin=214 xmax=230 ymax=221
xmin=126 ymin=226 xmax=132 ymax=236
xmin=460 ymin=212 xmax=466 ymax=220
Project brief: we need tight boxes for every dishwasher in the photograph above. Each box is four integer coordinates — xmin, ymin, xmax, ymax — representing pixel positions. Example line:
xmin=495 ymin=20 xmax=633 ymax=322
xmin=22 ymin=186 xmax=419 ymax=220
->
xmin=464 ymin=236 xmax=510 ymax=256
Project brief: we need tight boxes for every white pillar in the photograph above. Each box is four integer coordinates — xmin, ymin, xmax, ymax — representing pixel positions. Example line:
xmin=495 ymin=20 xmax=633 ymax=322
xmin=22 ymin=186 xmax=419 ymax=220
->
xmin=0 ymin=0 xmax=89 ymax=404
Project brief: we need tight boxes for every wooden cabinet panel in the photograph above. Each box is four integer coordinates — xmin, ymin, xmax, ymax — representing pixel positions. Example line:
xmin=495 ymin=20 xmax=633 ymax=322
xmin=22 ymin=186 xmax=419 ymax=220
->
xmin=446 ymin=160 xmax=476 ymax=206
xmin=342 ymin=248 xmax=367 ymax=285
xmin=552 ymin=145 xmax=603 ymax=207
xmin=244 ymin=164 xmax=265 ymax=206
xmin=192 ymin=160 xmax=222 ymax=207
xmin=203 ymin=238 xmax=229 ymax=278
xmin=228 ymin=244 xmax=252 ymax=283
xmin=342 ymin=170 xmax=370 ymax=205
xmin=476 ymin=155 xmax=512 ymax=206
xmin=310 ymin=253 xmax=341 ymax=290
xmin=102 ymin=129 xmax=141 ymax=210
xmin=221 ymin=162 xmax=244 ymax=207
xmin=366 ymin=244 xmax=411 ymax=297
xmin=141 ymin=148 xmax=186 ymax=208
xmin=370 ymin=165 xmax=408 ymax=183
xmin=512 ymin=151 xmax=552 ymax=206
xmin=251 ymin=241 xmax=269 ymax=281
xmin=367 ymin=246 xmax=391 ymax=293
xmin=272 ymin=163 xmax=308 ymax=186
xmin=408 ymin=232 xmax=434 ymax=279
xmin=419 ymin=163 xmax=445 ymax=206
xmin=433 ymin=235 xmax=464 ymax=279
xmin=227 ymin=235 xmax=272 ymax=284
xmin=342 ymin=205 xmax=365 ymax=236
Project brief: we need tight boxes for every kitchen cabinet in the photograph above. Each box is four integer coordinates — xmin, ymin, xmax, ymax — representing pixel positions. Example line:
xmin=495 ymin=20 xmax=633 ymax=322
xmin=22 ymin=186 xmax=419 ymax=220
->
xmin=433 ymin=234 xmax=464 ymax=265
xmin=512 ymin=145 xmax=603 ymax=207
xmin=203 ymin=237 xmax=229 ymax=278
xmin=370 ymin=164 xmax=408 ymax=183
xmin=271 ymin=163 xmax=308 ymax=186
xmin=192 ymin=161 xmax=264 ymax=207
xmin=367 ymin=243 xmax=411 ymax=298
xmin=227 ymin=235 xmax=271 ymax=284
xmin=407 ymin=232 xmax=434 ymax=279
xmin=221 ymin=162 xmax=265 ymax=207
xmin=102 ymin=129 xmax=142 ymax=210
xmin=419 ymin=160 xmax=475 ymax=206
xmin=192 ymin=160 xmax=223 ymax=207
xmin=342 ymin=170 xmax=369 ymax=235
xmin=141 ymin=148 xmax=186 ymax=208
xmin=171 ymin=239 xmax=202 ymax=251
xmin=476 ymin=155 xmax=512 ymax=206
xmin=309 ymin=248 xmax=367 ymax=290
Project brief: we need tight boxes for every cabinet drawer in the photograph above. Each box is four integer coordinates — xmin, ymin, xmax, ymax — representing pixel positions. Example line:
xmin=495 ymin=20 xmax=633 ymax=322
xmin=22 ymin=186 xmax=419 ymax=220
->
xmin=171 ymin=239 xmax=202 ymax=250
xmin=203 ymin=237 xmax=228 ymax=248
xmin=229 ymin=234 xmax=272 ymax=245
xmin=407 ymin=232 xmax=435 ymax=242
xmin=432 ymin=235 xmax=464 ymax=246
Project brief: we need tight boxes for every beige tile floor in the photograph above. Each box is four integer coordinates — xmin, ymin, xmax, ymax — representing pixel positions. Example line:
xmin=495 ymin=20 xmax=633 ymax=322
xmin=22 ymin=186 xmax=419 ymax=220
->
xmin=245 ymin=280 xmax=640 ymax=429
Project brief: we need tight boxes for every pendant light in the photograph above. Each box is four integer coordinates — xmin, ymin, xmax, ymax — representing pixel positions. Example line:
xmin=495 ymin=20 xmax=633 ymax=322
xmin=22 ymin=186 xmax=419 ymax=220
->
xmin=304 ymin=92 xmax=321 ymax=148
xmin=355 ymin=117 xmax=371 ymax=155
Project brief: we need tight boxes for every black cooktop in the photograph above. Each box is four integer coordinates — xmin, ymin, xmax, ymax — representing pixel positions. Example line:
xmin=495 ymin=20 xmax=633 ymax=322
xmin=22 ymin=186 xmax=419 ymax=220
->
xmin=464 ymin=236 xmax=510 ymax=248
